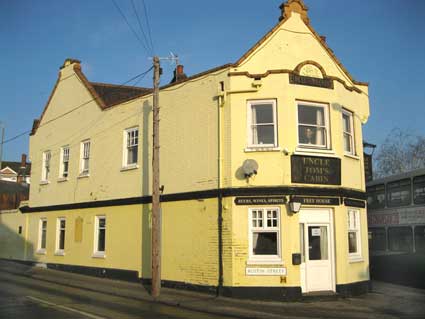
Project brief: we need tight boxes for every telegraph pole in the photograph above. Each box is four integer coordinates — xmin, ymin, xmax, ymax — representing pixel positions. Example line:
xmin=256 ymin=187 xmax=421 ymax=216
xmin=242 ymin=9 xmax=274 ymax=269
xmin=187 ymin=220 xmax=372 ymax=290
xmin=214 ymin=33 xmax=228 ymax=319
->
xmin=0 ymin=123 xmax=4 ymax=170
xmin=151 ymin=56 xmax=161 ymax=298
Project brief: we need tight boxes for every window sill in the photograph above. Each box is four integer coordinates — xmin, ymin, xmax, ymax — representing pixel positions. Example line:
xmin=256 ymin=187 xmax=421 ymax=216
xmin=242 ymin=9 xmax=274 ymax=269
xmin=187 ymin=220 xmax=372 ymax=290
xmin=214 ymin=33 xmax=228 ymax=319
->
xmin=244 ymin=147 xmax=281 ymax=153
xmin=246 ymin=259 xmax=284 ymax=266
xmin=77 ymin=173 xmax=90 ymax=179
xmin=54 ymin=251 xmax=65 ymax=256
xmin=39 ymin=181 xmax=50 ymax=185
xmin=349 ymin=256 xmax=363 ymax=263
xmin=344 ymin=153 xmax=360 ymax=160
xmin=294 ymin=147 xmax=336 ymax=157
xmin=57 ymin=177 xmax=68 ymax=183
xmin=121 ymin=164 xmax=139 ymax=172
xmin=36 ymin=249 xmax=46 ymax=255
xmin=92 ymin=252 xmax=106 ymax=259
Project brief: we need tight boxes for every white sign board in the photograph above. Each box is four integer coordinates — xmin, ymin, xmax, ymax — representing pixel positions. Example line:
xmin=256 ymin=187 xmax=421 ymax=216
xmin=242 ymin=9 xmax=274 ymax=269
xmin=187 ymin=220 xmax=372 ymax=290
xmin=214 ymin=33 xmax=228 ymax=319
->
xmin=246 ymin=267 xmax=287 ymax=276
xmin=312 ymin=228 xmax=321 ymax=236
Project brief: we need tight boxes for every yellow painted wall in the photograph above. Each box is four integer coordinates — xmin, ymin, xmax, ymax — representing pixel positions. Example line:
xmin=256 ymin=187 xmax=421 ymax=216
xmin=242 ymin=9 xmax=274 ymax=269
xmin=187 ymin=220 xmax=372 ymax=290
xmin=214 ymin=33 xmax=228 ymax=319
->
xmin=23 ymin=206 xmax=142 ymax=274
xmin=334 ymin=206 xmax=370 ymax=284
xmin=226 ymin=14 xmax=369 ymax=192
xmin=229 ymin=203 xmax=369 ymax=287
xmin=161 ymin=198 xmax=219 ymax=286
xmin=29 ymin=67 xmax=144 ymax=206
xmin=30 ymin=62 xmax=228 ymax=207
xmin=230 ymin=203 xmax=300 ymax=287
xmin=227 ymin=73 xmax=367 ymax=190
xmin=0 ymin=210 xmax=28 ymax=260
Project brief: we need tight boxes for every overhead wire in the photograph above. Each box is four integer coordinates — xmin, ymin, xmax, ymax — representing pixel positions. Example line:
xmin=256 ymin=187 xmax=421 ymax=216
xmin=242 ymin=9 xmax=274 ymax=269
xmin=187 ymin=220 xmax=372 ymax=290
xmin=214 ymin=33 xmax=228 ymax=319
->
xmin=131 ymin=0 xmax=153 ymax=55
xmin=110 ymin=0 xmax=152 ymax=56
xmin=1 ymin=66 xmax=153 ymax=146
xmin=141 ymin=0 xmax=155 ymax=54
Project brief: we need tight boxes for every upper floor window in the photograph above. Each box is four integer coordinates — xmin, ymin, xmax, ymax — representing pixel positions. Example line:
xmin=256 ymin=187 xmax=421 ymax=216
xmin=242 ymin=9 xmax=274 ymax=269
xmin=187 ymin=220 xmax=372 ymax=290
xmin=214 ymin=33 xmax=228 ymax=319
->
xmin=60 ymin=146 xmax=70 ymax=178
xmin=342 ymin=109 xmax=355 ymax=155
xmin=80 ymin=140 xmax=90 ymax=175
xmin=297 ymin=102 xmax=330 ymax=149
xmin=413 ymin=175 xmax=425 ymax=204
xmin=387 ymin=179 xmax=411 ymax=207
xmin=247 ymin=100 xmax=277 ymax=148
xmin=249 ymin=208 xmax=281 ymax=262
xmin=124 ymin=127 xmax=139 ymax=167
xmin=41 ymin=151 xmax=51 ymax=182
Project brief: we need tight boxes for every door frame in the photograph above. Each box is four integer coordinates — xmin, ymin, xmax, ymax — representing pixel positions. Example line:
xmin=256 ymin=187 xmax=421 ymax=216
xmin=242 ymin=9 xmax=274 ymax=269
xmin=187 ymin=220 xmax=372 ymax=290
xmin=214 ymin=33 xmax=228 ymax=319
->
xmin=299 ymin=208 xmax=336 ymax=293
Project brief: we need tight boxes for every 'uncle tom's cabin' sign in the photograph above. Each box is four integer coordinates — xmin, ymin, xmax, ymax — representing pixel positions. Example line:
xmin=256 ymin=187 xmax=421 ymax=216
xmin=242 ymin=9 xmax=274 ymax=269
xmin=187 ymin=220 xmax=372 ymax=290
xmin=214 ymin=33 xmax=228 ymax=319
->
xmin=291 ymin=155 xmax=341 ymax=185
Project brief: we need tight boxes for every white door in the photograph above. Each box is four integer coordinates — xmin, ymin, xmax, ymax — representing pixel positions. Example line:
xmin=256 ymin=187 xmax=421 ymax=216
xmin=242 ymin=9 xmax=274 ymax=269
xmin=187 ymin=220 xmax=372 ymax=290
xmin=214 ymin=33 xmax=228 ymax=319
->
xmin=299 ymin=209 xmax=335 ymax=293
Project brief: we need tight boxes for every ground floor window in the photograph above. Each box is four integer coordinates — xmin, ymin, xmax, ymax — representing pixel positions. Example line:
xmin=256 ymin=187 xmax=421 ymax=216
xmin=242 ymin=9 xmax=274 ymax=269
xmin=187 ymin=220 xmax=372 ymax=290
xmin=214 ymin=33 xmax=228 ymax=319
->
xmin=94 ymin=216 xmax=106 ymax=257
xmin=388 ymin=226 xmax=413 ymax=253
xmin=38 ymin=218 xmax=47 ymax=253
xmin=55 ymin=218 xmax=66 ymax=254
xmin=348 ymin=209 xmax=362 ymax=260
xmin=249 ymin=208 xmax=281 ymax=262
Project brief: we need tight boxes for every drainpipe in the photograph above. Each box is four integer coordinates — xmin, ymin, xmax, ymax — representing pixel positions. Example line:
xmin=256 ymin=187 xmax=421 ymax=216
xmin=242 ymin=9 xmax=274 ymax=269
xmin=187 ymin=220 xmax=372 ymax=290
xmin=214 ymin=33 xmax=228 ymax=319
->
xmin=217 ymin=82 xmax=225 ymax=296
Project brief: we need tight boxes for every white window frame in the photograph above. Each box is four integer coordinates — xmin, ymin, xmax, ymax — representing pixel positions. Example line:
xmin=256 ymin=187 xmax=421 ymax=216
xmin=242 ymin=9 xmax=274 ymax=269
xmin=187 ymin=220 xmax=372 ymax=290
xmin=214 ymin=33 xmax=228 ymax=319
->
xmin=342 ymin=109 xmax=355 ymax=155
xmin=246 ymin=99 xmax=278 ymax=149
xmin=93 ymin=215 xmax=106 ymax=258
xmin=37 ymin=218 xmax=47 ymax=254
xmin=41 ymin=151 xmax=51 ymax=182
xmin=59 ymin=146 xmax=70 ymax=179
xmin=80 ymin=140 xmax=90 ymax=176
xmin=55 ymin=217 xmax=66 ymax=255
xmin=296 ymin=101 xmax=330 ymax=150
xmin=348 ymin=209 xmax=362 ymax=261
xmin=122 ymin=127 xmax=139 ymax=168
xmin=248 ymin=207 xmax=282 ymax=264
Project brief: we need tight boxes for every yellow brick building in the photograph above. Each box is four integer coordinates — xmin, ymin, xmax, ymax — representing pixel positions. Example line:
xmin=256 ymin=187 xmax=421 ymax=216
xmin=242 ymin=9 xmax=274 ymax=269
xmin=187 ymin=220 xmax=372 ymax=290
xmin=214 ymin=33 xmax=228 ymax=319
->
xmin=0 ymin=0 xmax=371 ymax=300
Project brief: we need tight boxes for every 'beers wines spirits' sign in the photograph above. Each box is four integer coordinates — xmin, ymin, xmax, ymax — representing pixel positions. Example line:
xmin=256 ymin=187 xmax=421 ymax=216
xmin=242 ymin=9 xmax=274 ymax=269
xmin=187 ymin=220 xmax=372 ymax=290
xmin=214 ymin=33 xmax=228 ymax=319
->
xmin=291 ymin=155 xmax=341 ymax=185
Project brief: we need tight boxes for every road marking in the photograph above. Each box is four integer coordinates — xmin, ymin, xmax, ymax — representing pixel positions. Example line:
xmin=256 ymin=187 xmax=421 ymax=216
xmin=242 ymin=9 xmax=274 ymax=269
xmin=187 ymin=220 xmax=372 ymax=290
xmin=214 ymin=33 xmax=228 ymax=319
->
xmin=27 ymin=296 xmax=106 ymax=319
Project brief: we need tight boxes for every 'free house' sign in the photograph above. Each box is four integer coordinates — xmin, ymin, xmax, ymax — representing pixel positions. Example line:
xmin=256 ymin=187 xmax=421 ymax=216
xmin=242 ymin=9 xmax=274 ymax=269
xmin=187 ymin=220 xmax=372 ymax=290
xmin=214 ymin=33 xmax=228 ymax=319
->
xmin=291 ymin=155 xmax=341 ymax=185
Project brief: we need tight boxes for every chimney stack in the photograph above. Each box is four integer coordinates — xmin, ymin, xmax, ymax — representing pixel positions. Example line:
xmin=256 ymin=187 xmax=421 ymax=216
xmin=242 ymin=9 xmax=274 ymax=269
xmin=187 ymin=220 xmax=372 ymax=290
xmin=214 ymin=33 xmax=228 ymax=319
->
xmin=170 ymin=64 xmax=188 ymax=83
xmin=20 ymin=154 xmax=27 ymax=168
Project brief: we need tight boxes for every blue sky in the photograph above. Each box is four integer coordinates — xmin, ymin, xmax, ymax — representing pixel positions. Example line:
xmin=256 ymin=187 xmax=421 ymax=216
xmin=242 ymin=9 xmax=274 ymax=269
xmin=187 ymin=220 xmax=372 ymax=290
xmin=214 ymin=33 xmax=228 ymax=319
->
xmin=1 ymin=0 xmax=424 ymax=161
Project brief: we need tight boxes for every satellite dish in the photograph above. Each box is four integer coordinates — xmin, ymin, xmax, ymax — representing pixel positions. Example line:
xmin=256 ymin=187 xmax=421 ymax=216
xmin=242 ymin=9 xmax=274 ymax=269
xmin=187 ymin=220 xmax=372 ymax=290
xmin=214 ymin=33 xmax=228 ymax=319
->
xmin=242 ymin=159 xmax=259 ymax=178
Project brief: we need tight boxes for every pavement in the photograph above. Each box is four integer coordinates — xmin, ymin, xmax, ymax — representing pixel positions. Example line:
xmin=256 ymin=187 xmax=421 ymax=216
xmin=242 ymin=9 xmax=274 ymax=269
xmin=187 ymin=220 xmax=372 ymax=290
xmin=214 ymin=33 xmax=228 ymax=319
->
xmin=1 ymin=259 xmax=425 ymax=319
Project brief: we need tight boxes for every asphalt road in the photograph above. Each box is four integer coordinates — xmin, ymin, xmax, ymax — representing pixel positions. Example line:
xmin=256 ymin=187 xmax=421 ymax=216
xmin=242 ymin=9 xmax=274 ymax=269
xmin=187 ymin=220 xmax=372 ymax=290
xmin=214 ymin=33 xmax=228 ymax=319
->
xmin=0 ymin=270 xmax=231 ymax=319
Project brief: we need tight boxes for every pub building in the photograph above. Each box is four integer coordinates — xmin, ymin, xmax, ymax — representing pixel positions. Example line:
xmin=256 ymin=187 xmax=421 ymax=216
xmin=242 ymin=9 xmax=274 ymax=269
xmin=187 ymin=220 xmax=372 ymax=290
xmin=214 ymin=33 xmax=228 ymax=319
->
xmin=0 ymin=0 xmax=370 ymax=301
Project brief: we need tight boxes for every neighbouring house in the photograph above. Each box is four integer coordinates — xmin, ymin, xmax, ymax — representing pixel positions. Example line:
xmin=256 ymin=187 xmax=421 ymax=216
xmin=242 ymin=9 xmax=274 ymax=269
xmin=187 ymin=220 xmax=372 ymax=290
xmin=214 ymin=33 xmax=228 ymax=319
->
xmin=0 ymin=0 xmax=371 ymax=300
xmin=0 ymin=154 xmax=31 ymax=184
xmin=0 ymin=180 xmax=29 ymax=211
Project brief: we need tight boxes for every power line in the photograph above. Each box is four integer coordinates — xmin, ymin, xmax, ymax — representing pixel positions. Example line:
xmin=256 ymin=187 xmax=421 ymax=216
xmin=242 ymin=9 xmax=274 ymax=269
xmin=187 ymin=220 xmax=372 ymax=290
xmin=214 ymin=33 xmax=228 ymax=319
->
xmin=131 ymin=0 xmax=153 ymax=55
xmin=1 ymin=66 xmax=153 ymax=146
xmin=110 ymin=0 xmax=152 ymax=56
xmin=141 ymin=0 xmax=155 ymax=54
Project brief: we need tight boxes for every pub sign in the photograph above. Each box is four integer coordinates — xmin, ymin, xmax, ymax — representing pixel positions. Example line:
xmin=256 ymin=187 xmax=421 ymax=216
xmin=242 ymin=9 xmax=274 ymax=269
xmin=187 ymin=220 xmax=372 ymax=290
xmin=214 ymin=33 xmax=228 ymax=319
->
xmin=291 ymin=155 xmax=341 ymax=185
